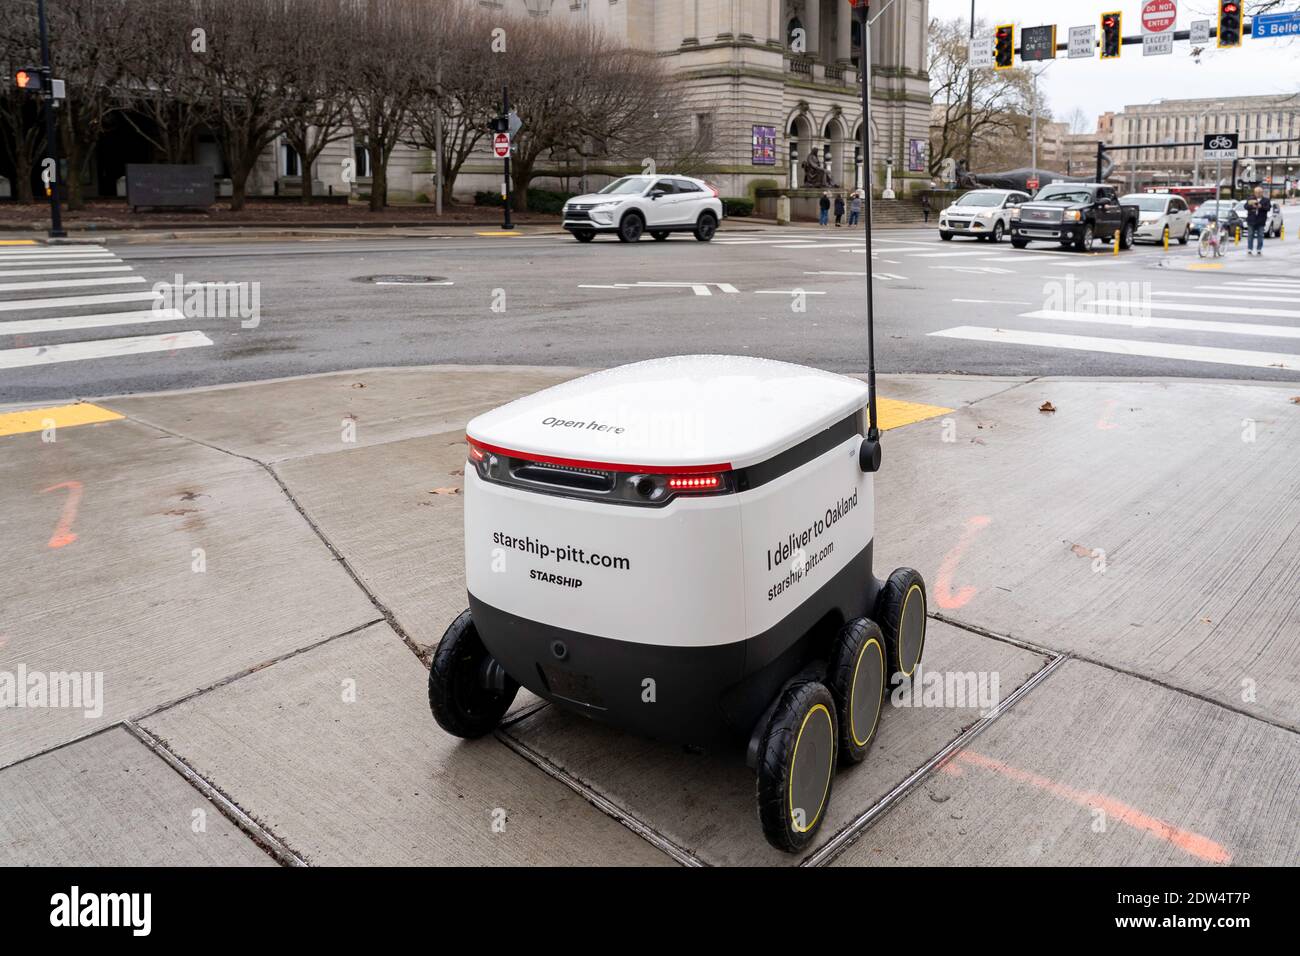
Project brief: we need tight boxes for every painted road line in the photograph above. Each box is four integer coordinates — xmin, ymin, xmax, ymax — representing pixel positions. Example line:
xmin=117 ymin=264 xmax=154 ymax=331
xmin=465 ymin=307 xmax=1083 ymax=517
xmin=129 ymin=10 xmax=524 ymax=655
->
xmin=0 ymin=275 xmax=146 ymax=293
xmin=774 ymin=242 xmax=865 ymax=250
xmin=953 ymin=298 xmax=1033 ymax=305
xmin=0 ymin=330 xmax=213 ymax=370
xmin=878 ymin=397 xmax=953 ymax=430
xmin=906 ymin=251 xmax=1000 ymax=258
xmin=0 ymin=265 xmax=133 ymax=278
xmin=928 ymin=326 xmax=1299 ymax=370
xmin=1195 ymin=283 xmax=1300 ymax=292
xmin=806 ymin=271 xmax=908 ymax=280
xmin=0 ymin=402 xmax=123 ymax=438
xmin=0 ymin=291 xmax=162 ymax=313
xmin=1155 ymin=291 xmax=1299 ymax=304
xmin=1021 ymin=309 xmax=1300 ymax=339
xmin=754 ymin=289 xmax=827 ymax=295
xmin=0 ymin=256 xmax=120 ymax=266
xmin=1088 ymin=299 xmax=1300 ymax=319
xmin=0 ymin=309 xmax=187 ymax=336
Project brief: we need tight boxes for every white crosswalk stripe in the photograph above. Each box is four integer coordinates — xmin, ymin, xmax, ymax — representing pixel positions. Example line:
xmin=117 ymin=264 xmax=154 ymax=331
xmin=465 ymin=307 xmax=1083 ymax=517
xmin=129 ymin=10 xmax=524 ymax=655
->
xmin=0 ymin=244 xmax=213 ymax=373
xmin=1020 ymin=309 xmax=1300 ymax=339
xmin=928 ymin=326 xmax=1299 ymax=370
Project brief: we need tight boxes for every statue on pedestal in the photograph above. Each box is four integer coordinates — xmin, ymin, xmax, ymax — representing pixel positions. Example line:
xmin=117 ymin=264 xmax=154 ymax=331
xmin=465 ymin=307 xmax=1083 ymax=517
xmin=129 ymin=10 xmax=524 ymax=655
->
xmin=802 ymin=149 xmax=836 ymax=188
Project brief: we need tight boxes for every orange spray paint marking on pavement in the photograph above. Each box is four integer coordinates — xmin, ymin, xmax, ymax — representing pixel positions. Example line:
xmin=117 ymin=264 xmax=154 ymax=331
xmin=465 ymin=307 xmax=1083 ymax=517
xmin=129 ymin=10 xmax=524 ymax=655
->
xmin=40 ymin=480 xmax=84 ymax=548
xmin=953 ymin=749 xmax=1231 ymax=864
xmin=933 ymin=515 xmax=990 ymax=610
xmin=1096 ymin=399 xmax=1120 ymax=431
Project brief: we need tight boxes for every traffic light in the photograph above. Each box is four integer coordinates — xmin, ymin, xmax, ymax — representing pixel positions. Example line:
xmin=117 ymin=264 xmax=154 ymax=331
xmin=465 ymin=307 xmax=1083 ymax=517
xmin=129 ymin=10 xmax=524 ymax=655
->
xmin=488 ymin=116 xmax=508 ymax=134
xmin=1218 ymin=1 xmax=1242 ymax=48
xmin=1100 ymin=12 xmax=1122 ymax=59
xmin=14 ymin=67 xmax=43 ymax=93
xmin=994 ymin=24 xmax=1014 ymax=70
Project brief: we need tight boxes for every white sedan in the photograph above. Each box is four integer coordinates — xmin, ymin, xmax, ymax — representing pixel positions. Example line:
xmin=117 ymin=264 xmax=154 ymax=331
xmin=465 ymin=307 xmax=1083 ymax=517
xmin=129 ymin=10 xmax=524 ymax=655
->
xmin=1121 ymin=192 xmax=1192 ymax=245
xmin=938 ymin=188 xmax=1030 ymax=243
xmin=561 ymin=175 xmax=724 ymax=243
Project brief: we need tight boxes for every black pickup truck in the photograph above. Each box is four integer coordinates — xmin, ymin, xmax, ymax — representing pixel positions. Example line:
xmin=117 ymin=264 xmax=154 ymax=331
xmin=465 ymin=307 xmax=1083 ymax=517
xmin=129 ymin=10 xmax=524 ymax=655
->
xmin=1009 ymin=183 xmax=1141 ymax=252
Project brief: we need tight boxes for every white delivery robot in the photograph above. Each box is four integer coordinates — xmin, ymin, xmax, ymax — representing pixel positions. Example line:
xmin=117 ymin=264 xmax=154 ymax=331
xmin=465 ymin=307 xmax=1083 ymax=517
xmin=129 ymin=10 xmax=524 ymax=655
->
xmin=430 ymin=355 xmax=927 ymax=851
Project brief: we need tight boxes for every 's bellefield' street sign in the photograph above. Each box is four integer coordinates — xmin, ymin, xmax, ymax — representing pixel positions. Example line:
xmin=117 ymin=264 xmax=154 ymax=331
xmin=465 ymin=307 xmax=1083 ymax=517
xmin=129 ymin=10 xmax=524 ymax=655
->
xmin=1252 ymin=11 xmax=1300 ymax=39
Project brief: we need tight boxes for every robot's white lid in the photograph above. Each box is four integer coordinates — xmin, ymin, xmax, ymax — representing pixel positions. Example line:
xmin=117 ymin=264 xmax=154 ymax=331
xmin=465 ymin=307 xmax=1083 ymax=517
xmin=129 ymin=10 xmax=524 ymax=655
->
xmin=466 ymin=355 xmax=869 ymax=471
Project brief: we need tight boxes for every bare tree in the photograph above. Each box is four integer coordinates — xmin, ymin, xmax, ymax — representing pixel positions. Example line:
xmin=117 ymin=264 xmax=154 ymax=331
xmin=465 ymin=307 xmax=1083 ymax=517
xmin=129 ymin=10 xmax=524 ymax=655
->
xmin=195 ymin=0 xmax=290 ymax=210
xmin=48 ymin=0 xmax=142 ymax=209
xmin=346 ymin=0 xmax=423 ymax=211
xmin=117 ymin=0 xmax=211 ymax=164
xmin=927 ymin=16 xmax=1035 ymax=178
xmin=275 ymin=0 xmax=353 ymax=202
xmin=0 ymin=5 xmax=44 ymax=202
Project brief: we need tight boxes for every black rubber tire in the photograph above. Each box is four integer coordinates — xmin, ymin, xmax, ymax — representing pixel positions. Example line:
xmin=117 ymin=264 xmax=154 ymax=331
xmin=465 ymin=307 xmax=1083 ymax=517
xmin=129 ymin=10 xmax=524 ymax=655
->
xmin=1119 ymin=222 xmax=1134 ymax=250
xmin=1075 ymin=223 xmax=1094 ymax=252
xmin=428 ymin=609 xmax=518 ymax=739
xmin=1179 ymin=226 xmax=1189 ymax=245
xmin=991 ymin=222 xmax=1004 ymax=243
xmin=617 ymin=213 xmax=644 ymax=243
xmin=756 ymin=680 xmax=837 ymax=853
xmin=875 ymin=568 xmax=928 ymax=682
xmin=573 ymin=230 xmax=595 ymax=243
xmin=650 ymin=231 xmax=669 ymax=241
xmin=694 ymin=212 xmax=718 ymax=241
xmin=826 ymin=618 xmax=887 ymax=766
xmin=939 ymin=231 xmax=953 ymax=241
xmin=1010 ymin=238 xmax=1029 ymax=249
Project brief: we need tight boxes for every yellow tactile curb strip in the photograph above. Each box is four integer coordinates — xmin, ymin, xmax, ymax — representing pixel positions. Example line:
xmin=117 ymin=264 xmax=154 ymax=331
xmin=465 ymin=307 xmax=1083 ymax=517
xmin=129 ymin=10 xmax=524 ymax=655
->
xmin=0 ymin=402 xmax=123 ymax=437
xmin=878 ymin=397 xmax=953 ymax=430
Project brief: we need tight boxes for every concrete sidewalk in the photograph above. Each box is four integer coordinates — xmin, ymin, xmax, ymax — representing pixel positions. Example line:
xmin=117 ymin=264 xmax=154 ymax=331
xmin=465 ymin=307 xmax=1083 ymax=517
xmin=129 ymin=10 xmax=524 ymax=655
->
xmin=1 ymin=366 xmax=1296 ymax=866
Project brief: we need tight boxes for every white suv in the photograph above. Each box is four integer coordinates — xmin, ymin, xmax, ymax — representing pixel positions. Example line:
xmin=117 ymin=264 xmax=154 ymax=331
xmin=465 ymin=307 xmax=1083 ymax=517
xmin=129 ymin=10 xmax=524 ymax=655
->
xmin=939 ymin=188 xmax=1029 ymax=242
xmin=562 ymin=175 xmax=724 ymax=243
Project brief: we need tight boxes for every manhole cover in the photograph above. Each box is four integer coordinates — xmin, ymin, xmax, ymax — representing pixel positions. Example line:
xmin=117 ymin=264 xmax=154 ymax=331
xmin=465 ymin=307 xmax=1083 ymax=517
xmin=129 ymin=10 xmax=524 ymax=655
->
xmin=355 ymin=274 xmax=451 ymax=285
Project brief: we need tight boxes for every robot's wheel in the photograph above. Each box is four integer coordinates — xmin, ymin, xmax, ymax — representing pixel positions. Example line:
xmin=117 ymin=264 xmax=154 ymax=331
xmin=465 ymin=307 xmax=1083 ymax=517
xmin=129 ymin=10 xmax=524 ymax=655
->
xmin=826 ymin=617 xmax=887 ymax=765
xmin=756 ymin=680 xmax=837 ymax=853
xmin=876 ymin=568 xmax=928 ymax=680
xmin=428 ymin=609 xmax=519 ymax=739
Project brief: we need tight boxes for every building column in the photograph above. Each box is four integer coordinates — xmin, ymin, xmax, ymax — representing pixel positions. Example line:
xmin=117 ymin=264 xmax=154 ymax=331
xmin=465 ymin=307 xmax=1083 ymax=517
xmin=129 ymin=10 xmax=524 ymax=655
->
xmin=835 ymin=0 xmax=852 ymax=62
xmin=804 ymin=0 xmax=820 ymax=57
xmin=683 ymin=0 xmax=698 ymax=44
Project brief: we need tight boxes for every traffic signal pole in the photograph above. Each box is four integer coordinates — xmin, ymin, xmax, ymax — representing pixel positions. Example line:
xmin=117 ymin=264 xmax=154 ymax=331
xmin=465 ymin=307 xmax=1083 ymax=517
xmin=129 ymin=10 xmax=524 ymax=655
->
xmin=501 ymin=86 xmax=513 ymax=231
xmin=855 ymin=1 xmax=880 ymax=468
xmin=36 ymin=0 xmax=65 ymax=238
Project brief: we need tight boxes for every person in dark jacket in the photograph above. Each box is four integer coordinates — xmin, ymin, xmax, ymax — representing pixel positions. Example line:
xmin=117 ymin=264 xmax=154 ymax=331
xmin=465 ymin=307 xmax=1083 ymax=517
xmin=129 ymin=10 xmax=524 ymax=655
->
xmin=921 ymin=193 xmax=932 ymax=224
xmin=833 ymin=193 xmax=846 ymax=227
xmin=819 ymin=191 xmax=831 ymax=226
xmin=1245 ymin=186 xmax=1272 ymax=255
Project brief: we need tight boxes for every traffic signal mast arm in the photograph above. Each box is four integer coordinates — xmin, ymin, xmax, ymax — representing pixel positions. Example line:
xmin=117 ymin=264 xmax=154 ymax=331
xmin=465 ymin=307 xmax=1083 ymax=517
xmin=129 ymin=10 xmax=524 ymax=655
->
xmin=1004 ymin=22 xmax=1255 ymax=58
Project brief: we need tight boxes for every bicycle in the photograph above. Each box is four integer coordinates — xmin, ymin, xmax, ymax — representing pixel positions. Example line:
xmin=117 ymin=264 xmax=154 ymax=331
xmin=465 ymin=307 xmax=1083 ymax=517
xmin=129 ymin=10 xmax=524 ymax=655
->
xmin=1198 ymin=217 xmax=1227 ymax=258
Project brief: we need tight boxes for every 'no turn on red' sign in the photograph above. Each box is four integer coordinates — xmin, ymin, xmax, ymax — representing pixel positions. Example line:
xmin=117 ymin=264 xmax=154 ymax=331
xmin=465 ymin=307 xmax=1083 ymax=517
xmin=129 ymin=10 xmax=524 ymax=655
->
xmin=492 ymin=132 xmax=511 ymax=159
xmin=1142 ymin=0 xmax=1177 ymax=56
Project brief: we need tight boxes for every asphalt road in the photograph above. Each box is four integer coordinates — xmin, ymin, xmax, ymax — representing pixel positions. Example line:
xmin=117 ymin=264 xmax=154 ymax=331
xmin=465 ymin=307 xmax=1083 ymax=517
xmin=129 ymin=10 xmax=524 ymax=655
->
xmin=2 ymin=205 xmax=1299 ymax=404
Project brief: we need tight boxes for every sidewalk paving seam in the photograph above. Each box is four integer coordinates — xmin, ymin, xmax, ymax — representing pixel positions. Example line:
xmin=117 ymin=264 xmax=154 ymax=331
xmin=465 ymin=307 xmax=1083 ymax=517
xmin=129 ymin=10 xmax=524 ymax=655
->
xmin=491 ymin=726 xmax=703 ymax=868
xmin=933 ymin=611 xmax=1300 ymax=736
xmin=110 ymin=409 xmax=431 ymax=666
xmin=0 ymin=619 xmax=383 ymax=775
xmin=801 ymin=652 xmax=1072 ymax=867
xmin=121 ymin=720 xmax=308 ymax=868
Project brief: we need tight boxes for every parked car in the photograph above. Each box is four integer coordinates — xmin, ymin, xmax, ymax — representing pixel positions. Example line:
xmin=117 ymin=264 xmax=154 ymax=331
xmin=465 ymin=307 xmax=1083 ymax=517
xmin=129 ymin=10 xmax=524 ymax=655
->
xmin=1189 ymin=200 xmax=1243 ymax=237
xmin=937 ymin=188 xmax=1030 ymax=243
xmin=561 ymin=175 xmax=723 ymax=243
xmin=1232 ymin=198 xmax=1284 ymax=238
xmin=1120 ymin=192 xmax=1193 ymax=245
xmin=1008 ymin=183 xmax=1141 ymax=251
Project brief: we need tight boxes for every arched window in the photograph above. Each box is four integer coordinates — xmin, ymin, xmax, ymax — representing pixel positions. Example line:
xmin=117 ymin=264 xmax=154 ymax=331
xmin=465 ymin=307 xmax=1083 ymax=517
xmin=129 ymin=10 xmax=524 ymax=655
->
xmin=787 ymin=17 xmax=803 ymax=49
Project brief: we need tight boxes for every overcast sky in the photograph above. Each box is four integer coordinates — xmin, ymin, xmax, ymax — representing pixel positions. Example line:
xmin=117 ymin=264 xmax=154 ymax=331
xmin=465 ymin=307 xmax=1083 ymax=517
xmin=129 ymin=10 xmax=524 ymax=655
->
xmin=928 ymin=0 xmax=1300 ymax=128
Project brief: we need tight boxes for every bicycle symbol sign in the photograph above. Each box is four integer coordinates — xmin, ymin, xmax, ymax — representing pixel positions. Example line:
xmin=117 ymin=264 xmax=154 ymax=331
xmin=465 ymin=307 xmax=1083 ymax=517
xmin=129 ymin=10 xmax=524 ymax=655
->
xmin=1203 ymin=132 xmax=1238 ymax=160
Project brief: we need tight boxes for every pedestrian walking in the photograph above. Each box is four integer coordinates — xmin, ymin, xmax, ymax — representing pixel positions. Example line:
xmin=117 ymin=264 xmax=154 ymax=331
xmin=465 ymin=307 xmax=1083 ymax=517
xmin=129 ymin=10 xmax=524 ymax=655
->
xmin=819 ymin=191 xmax=831 ymax=227
xmin=921 ymin=193 xmax=931 ymax=224
xmin=849 ymin=190 xmax=862 ymax=227
xmin=834 ymin=193 xmax=845 ymax=227
xmin=1245 ymin=186 xmax=1271 ymax=256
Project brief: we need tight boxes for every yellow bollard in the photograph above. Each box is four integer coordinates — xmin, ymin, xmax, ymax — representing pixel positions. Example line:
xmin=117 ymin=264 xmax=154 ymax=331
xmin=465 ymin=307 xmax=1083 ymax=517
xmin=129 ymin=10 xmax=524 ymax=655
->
xmin=1234 ymin=226 xmax=1240 ymax=245
xmin=1113 ymin=228 xmax=1120 ymax=255
xmin=1163 ymin=227 xmax=1169 ymax=251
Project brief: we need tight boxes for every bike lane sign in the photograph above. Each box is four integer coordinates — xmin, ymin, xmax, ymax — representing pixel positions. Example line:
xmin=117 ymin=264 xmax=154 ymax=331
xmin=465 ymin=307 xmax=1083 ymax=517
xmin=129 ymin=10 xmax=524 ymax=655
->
xmin=1203 ymin=132 xmax=1238 ymax=161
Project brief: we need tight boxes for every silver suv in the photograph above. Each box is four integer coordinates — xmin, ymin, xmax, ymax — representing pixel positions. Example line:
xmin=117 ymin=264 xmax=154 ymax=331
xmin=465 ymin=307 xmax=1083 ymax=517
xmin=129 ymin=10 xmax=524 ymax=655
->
xmin=562 ymin=175 xmax=724 ymax=243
